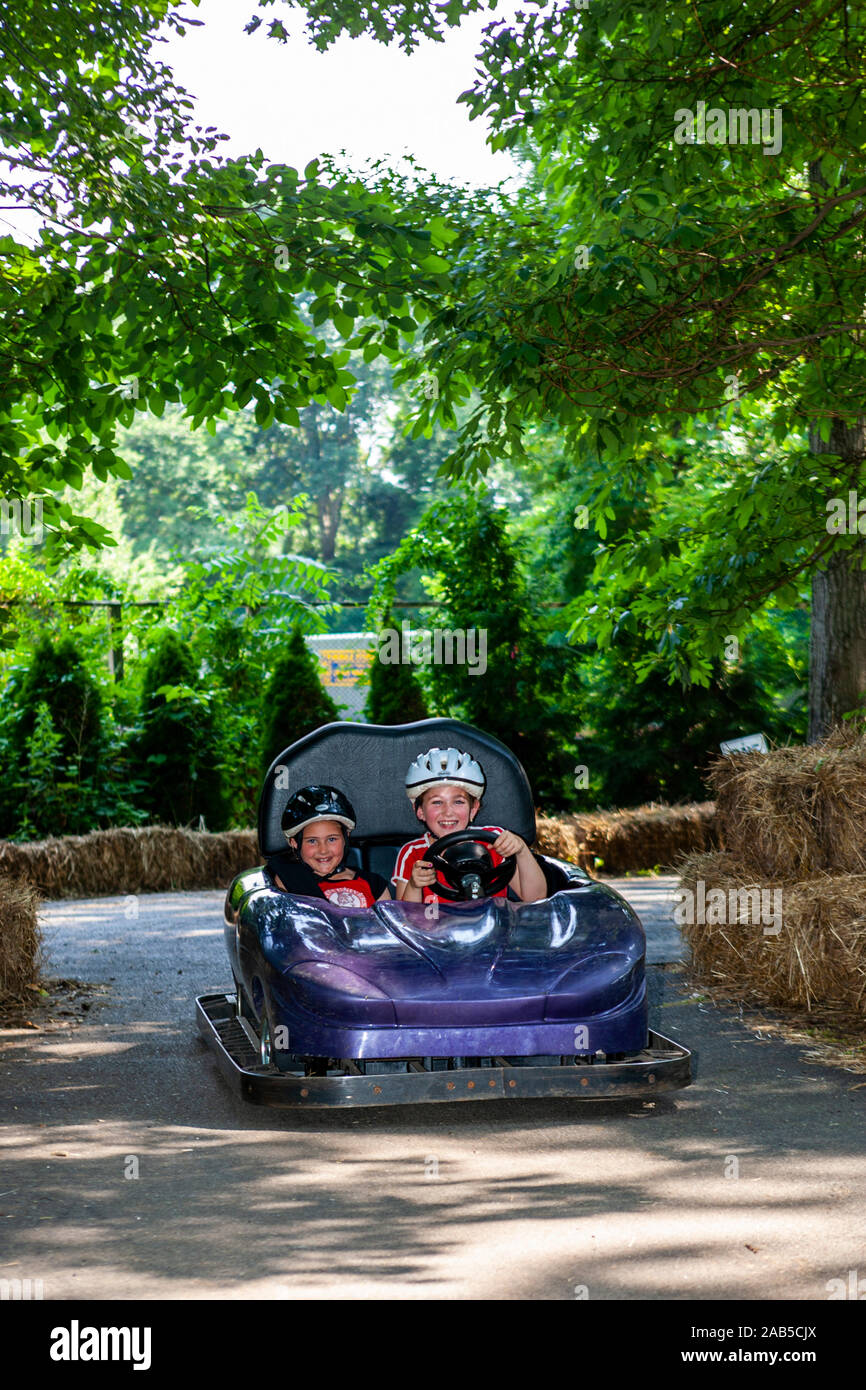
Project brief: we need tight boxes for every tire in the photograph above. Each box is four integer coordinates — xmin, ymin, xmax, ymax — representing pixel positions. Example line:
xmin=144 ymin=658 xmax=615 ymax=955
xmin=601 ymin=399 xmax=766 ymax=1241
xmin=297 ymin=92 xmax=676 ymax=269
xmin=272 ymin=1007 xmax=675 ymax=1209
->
xmin=259 ymin=1008 xmax=275 ymax=1068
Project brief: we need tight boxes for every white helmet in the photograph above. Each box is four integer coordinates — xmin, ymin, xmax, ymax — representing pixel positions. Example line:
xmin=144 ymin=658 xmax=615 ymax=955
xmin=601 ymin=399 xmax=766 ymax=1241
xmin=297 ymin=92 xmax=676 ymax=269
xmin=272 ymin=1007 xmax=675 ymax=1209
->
xmin=405 ymin=747 xmax=486 ymax=805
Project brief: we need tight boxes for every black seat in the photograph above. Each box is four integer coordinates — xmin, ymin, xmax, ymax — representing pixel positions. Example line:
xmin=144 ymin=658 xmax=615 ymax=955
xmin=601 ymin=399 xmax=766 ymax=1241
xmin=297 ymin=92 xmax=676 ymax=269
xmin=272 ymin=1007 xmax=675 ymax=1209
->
xmin=337 ymin=840 xmax=402 ymax=878
xmin=258 ymin=719 xmax=539 ymax=904
xmin=344 ymin=840 xmax=403 ymax=883
xmin=360 ymin=839 xmax=405 ymax=885
xmin=258 ymin=718 xmax=536 ymax=859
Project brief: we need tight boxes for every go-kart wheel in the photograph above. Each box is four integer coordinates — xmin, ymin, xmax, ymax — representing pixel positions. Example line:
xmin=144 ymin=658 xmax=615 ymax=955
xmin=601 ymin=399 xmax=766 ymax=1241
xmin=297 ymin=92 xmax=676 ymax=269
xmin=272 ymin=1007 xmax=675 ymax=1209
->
xmin=422 ymin=828 xmax=517 ymax=901
xmin=259 ymin=1007 xmax=277 ymax=1068
xmin=258 ymin=1017 xmax=272 ymax=1067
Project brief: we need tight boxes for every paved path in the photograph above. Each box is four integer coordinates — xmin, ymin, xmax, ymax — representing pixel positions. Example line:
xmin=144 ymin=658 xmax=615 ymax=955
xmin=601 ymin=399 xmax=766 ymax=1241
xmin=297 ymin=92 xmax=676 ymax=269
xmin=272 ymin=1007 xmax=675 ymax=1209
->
xmin=1 ymin=880 xmax=863 ymax=1300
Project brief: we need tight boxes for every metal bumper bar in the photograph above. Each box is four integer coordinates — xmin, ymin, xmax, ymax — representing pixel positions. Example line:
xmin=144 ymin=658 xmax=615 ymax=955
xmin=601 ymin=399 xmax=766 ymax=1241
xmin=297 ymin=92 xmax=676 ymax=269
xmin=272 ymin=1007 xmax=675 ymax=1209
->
xmin=196 ymin=992 xmax=691 ymax=1108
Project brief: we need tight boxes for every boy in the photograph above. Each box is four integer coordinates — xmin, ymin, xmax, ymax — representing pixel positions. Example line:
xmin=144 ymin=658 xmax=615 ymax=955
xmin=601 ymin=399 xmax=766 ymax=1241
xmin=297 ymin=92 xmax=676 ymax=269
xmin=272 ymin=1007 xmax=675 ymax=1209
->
xmin=266 ymin=785 xmax=390 ymax=907
xmin=393 ymin=746 xmax=546 ymax=903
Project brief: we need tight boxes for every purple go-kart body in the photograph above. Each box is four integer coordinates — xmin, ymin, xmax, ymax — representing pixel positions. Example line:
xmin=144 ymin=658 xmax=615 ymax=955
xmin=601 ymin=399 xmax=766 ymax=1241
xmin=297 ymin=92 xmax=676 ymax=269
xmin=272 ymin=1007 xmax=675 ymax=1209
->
xmin=196 ymin=718 xmax=691 ymax=1107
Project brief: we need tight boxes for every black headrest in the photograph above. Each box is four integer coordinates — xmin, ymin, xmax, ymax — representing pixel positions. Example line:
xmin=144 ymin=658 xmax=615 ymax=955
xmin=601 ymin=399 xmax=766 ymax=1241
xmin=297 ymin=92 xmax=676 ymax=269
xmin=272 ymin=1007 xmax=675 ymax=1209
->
xmin=258 ymin=718 xmax=536 ymax=856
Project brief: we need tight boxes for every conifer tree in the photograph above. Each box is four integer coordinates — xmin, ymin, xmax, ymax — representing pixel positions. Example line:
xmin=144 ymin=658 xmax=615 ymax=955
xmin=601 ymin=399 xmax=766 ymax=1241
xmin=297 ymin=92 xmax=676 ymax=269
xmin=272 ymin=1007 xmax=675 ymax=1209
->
xmin=0 ymin=636 xmax=106 ymax=837
xmin=259 ymin=626 xmax=339 ymax=773
xmin=136 ymin=629 xmax=228 ymax=829
xmin=11 ymin=635 xmax=104 ymax=781
xmin=365 ymin=619 xmax=429 ymax=725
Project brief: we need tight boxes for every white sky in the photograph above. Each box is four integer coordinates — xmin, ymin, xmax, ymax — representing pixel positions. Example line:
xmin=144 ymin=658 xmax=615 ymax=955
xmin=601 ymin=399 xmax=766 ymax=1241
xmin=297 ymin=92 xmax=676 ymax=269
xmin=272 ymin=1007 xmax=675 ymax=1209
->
xmin=159 ymin=0 xmax=521 ymax=189
xmin=0 ymin=0 xmax=520 ymax=245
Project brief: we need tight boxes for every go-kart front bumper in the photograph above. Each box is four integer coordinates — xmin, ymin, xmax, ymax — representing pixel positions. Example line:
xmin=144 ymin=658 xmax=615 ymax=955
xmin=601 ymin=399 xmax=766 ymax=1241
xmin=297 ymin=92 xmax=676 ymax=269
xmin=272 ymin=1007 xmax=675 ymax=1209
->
xmin=196 ymin=991 xmax=692 ymax=1108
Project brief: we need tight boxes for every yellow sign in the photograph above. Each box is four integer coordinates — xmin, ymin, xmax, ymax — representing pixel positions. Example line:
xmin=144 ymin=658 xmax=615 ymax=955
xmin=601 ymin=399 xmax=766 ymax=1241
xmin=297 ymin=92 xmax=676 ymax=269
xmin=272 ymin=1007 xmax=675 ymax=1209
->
xmin=315 ymin=645 xmax=374 ymax=687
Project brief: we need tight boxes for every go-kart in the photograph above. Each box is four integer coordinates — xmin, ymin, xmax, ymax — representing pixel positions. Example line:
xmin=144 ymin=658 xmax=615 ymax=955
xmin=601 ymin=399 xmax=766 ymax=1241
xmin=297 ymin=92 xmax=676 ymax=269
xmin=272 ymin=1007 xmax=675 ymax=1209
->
xmin=196 ymin=717 xmax=691 ymax=1107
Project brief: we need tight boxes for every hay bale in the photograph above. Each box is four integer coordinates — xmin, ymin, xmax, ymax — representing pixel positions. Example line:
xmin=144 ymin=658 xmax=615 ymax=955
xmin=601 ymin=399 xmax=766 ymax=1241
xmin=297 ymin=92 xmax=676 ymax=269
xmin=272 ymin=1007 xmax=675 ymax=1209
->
xmin=537 ymin=802 xmax=718 ymax=874
xmin=0 ymin=805 xmax=716 ymax=897
xmin=678 ymin=851 xmax=866 ymax=1015
xmin=0 ymin=872 xmax=41 ymax=1003
xmin=0 ymin=827 xmax=260 ymax=899
xmin=535 ymin=815 xmax=583 ymax=863
xmin=709 ymin=730 xmax=866 ymax=878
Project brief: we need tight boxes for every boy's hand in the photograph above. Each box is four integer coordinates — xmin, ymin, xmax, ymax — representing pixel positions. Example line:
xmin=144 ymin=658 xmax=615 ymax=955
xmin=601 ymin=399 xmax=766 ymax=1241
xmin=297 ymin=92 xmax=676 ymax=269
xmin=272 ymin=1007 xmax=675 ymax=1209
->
xmin=492 ymin=830 xmax=530 ymax=859
xmin=410 ymin=859 xmax=437 ymax=889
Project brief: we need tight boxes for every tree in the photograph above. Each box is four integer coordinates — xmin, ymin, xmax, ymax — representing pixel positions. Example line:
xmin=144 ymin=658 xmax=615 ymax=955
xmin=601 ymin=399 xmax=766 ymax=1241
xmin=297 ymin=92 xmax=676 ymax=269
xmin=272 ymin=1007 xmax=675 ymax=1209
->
xmin=0 ymin=4 xmax=451 ymax=559
xmin=369 ymin=490 xmax=576 ymax=803
xmin=365 ymin=618 xmax=429 ymax=724
xmin=259 ymin=626 xmax=339 ymax=773
xmin=8 ymin=635 xmax=103 ymax=781
xmin=0 ymin=634 xmax=106 ymax=835
xmin=109 ymin=352 xmax=452 ymax=602
xmin=576 ymin=641 xmax=806 ymax=808
xmin=166 ymin=493 xmax=335 ymax=821
xmin=270 ymin=0 xmax=866 ymax=740
xmin=11 ymin=0 xmax=852 ymax=753
xmin=134 ymin=629 xmax=228 ymax=829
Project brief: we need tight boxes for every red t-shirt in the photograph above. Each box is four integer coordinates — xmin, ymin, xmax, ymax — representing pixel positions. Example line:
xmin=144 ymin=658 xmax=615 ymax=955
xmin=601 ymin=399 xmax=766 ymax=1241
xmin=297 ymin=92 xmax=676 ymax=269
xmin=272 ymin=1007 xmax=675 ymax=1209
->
xmin=393 ymin=827 xmax=506 ymax=903
xmin=318 ymin=876 xmax=381 ymax=909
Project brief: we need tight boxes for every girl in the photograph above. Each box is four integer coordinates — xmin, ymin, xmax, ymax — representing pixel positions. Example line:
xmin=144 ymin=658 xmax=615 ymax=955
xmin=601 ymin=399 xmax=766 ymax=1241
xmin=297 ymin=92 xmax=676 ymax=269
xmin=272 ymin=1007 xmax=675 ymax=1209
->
xmin=265 ymin=784 xmax=389 ymax=907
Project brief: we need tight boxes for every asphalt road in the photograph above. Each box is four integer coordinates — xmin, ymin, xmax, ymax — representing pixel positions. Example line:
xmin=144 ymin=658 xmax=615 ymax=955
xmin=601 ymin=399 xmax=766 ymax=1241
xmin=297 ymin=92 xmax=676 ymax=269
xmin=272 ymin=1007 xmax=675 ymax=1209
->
xmin=1 ymin=878 xmax=864 ymax=1301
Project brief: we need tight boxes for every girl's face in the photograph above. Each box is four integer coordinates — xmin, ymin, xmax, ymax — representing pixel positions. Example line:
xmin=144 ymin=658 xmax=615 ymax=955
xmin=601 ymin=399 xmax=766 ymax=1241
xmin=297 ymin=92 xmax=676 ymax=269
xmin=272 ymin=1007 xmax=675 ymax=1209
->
xmin=292 ymin=820 xmax=345 ymax=877
xmin=417 ymin=785 xmax=480 ymax=838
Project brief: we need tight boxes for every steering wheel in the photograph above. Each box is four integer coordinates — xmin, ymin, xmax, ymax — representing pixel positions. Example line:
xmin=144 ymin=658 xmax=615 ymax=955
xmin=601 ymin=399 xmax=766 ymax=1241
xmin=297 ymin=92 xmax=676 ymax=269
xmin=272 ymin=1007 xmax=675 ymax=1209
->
xmin=422 ymin=828 xmax=517 ymax=901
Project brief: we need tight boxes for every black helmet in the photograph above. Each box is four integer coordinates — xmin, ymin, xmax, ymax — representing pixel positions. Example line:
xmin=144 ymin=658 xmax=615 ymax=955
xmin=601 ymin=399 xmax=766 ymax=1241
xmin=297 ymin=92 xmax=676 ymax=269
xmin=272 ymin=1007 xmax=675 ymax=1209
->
xmin=281 ymin=785 xmax=356 ymax=841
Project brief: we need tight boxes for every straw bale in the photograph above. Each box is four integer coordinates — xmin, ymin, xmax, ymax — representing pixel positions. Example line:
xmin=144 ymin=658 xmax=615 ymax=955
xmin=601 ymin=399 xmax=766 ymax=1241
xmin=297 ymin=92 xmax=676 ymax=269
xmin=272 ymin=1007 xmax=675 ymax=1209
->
xmin=537 ymin=802 xmax=718 ymax=875
xmin=678 ymin=851 xmax=866 ymax=1015
xmin=0 ymin=804 xmax=718 ymax=900
xmin=0 ymin=827 xmax=260 ymax=899
xmin=0 ymin=871 xmax=41 ymax=1003
xmin=709 ymin=729 xmax=866 ymax=878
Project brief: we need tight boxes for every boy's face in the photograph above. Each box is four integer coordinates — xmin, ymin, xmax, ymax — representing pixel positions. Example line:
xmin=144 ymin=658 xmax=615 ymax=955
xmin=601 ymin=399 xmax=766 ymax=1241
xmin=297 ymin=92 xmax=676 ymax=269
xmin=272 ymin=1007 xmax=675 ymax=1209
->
xmin=417 ymin=785 xmax=480 ymax=838
xmin=291 ymin=819 xmax=345 ymax=877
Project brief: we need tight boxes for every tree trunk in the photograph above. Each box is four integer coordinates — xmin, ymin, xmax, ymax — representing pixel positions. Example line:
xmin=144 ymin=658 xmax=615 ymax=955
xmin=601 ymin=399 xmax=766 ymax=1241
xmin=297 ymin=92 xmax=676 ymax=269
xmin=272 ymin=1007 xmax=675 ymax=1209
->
xmin=302 ymin=403 xmax=344 ymax=561
xmin=316 ymin=488 xmax=344 ymax=562
xmin=808 ymin=418 xmax=866 ymax=741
